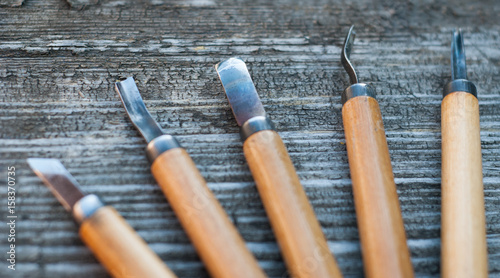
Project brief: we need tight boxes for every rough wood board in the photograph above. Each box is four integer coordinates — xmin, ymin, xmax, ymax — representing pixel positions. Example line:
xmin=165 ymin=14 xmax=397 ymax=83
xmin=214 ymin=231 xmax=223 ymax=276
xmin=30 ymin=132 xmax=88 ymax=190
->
xmin=0 ymin=0 xmax=23 ymax=7
xmin=0 ymin=0 xmax=499 ymax=277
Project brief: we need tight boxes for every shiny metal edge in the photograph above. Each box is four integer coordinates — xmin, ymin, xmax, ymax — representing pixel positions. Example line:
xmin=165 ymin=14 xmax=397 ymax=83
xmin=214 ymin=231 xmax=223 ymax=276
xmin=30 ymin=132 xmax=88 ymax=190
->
xmin=73 ymin=194 xmax=105 ymax=224
xmin=341 ymin=83 xmax=376 ymax=105
xmin=145 ymin=134 xmax=182 ymax=163
xmin=240 ymin=116 xmax=275 ymax=141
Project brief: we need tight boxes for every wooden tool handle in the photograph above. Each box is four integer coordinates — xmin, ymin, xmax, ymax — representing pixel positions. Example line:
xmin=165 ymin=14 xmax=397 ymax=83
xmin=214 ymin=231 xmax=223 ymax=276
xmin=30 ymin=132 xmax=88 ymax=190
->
xmin=151 ymin=148 xmax=266 ymax=278
xmin=243 ymin=130 xmax=342 ymax=278
xmin=441 ymin=91 xmax=487 ymax=278
xmin=79 ymin=206 xmax=176 ymax=278
xmin=342 ymin=96 xmax=413 ymax=278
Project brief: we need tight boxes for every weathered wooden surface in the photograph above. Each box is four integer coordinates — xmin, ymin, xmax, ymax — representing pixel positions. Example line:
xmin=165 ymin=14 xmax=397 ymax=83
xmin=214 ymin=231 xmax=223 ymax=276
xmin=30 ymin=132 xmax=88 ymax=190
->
xmin=0 ymin=0 xmax=499 ymax=277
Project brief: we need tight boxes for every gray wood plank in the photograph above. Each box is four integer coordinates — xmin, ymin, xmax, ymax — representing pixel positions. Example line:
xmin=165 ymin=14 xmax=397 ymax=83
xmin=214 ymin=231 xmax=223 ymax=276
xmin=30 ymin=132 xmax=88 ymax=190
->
xmin=0 ymin=0 xmax=23 ymax=7
xmin=0 ymin=0 xmax=499 ymax=277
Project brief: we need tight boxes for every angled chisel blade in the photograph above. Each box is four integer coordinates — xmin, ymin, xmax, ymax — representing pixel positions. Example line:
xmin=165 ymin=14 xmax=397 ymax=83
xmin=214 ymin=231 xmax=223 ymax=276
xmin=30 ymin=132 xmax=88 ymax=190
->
xmin=27 ymin=157 xmax=178 ymax=277
xmin=27 ymin=158 xmax=85 ymax=211
xmin=115 ymin=77 xmax=164 ymax=143
xmin=216 ymin=57 xmax=266 ymax=126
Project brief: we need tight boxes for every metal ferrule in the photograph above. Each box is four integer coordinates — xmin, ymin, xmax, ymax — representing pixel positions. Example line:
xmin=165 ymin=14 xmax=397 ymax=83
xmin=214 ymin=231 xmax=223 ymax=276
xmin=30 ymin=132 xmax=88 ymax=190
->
xmin=341 ymin=83 xmax=376 ymax=105
xmin=240 ymin=116 xmax=275 ymax=141
xmin=146 ymin=134 xmax=182 ymax=163
xmin=444 ymin=79 xmax=477 ymax=99
xmin=72 ymin=194 xmax=105 ymax=224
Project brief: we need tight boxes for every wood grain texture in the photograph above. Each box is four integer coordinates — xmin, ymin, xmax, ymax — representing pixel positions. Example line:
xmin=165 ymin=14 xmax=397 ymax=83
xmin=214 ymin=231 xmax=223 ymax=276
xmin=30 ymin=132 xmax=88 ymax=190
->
xmin=0 ymin=0 xmax=499 ymax=277
xmin=0 ymin=0 xmax=23 ymax=7
xmin=65 ymin=0 xmax=98 ymax=10
xmin=79 ymin=206 xmax=177 ymax=278
xmin=151 ymin=147 xmax=266 ymax=278
xmin=243 ymin=130 xmax=342 ymax=278
xmin=342 ymin=96 xmax=413 ymax=278
xmin=441 ymin=91 xmax=487 ymax=278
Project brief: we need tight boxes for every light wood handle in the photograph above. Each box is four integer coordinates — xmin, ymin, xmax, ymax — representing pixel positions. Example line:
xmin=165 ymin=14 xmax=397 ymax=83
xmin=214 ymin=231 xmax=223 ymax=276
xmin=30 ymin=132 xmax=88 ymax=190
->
xmin=151 ymin=148 xmax=266 ymax=278
xmin=342 ymin=96 xmax=413 ymax=278
xmin=243 ymin=130 xmax=342 ymax=278
xmin=441 ymin=91 xmax=487 ymax=278
xmin=79 ymin=206 xmax=176 ymax=278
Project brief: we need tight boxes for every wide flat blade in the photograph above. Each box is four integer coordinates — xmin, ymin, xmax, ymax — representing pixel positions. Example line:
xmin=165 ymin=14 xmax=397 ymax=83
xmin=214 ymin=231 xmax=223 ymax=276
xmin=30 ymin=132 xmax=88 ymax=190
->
xmin=115 ymin=77 xmax=164 ymax=143
xmin=216 ymin=58 xmax=266 ymax=126
xmin=27 ymin=158 xmax=85 ymax=211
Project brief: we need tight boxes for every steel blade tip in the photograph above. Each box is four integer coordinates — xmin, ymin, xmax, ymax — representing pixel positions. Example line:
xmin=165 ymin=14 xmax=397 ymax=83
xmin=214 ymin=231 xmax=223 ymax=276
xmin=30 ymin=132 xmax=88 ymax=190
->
xmin=216 ymin=57 xmax=266 ymax=126
xmin=114 ymin=77 xmax=164 ymax=143
xmin=451 ymin=29 xmax=467 ymax=80
xmin=341 ymin=25 xmax=359 ymax=85
xmin=27 ymin=158 xmax=85 ymax=211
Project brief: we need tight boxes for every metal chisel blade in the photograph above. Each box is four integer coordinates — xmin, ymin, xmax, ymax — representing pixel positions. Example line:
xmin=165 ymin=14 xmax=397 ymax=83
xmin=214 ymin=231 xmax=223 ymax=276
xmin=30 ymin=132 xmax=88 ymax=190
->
xmin=115 ymin=77 xmax=164 ymax=143
xmin=451 ymin=29 xmax=467 ymax=80
xmin=216 ymin=58 xmax=266 ymax=126
xmin=27 ymin=158 xmax=85 ymax=212
xmin=341 ymin=25 xmax=359 ymax=85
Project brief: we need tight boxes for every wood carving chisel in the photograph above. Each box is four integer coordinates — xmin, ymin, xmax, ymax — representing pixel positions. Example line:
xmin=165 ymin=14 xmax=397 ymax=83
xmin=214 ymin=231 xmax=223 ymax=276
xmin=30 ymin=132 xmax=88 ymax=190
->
xmin=441 ymin=30 xmax=487 ymax=278
xmin=27 ymin=158 xmax=176 ymax=278
xmin=216 ymin=58 xmax=342 ymax=278
xmin=339 ymin=26 xmax=414 ymax=278
xmin=114 ymin=77 xmax=266 ymax=278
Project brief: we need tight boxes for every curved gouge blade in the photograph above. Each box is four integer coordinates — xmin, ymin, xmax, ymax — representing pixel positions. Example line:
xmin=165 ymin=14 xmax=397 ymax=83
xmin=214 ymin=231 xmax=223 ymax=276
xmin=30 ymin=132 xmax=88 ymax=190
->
xmin=441 ymin=29 xmax=486 ymax=278
xmin=216 ymin=58 xmax=266 ymax=126
xmin=451 ymin=29 xmax=467 ymax=80
xmin=114 ymin=74 xmax=265 ymax=277
xmin=339 ymin=26 xmax=414 ymax=277
xmin=115 ymin=77 xmax=164 ymax=143
xmin=341 ymin=25 xmax=359 ymax=85
xmin=27 ymin=158 xmax=85 ymax=211
xmin=444 ymin=30 xmax=476 ymax=98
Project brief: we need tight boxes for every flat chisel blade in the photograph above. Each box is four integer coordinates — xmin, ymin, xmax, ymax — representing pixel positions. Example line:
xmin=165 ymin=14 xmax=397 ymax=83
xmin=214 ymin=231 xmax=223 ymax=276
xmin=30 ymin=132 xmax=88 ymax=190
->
xmin=115 ymin=77 xmax=164 ymax=143
xmin=216 ymin=58 xmax=266 ymax=126
xmin=27 ymin=158 xmax=85 ymax=211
